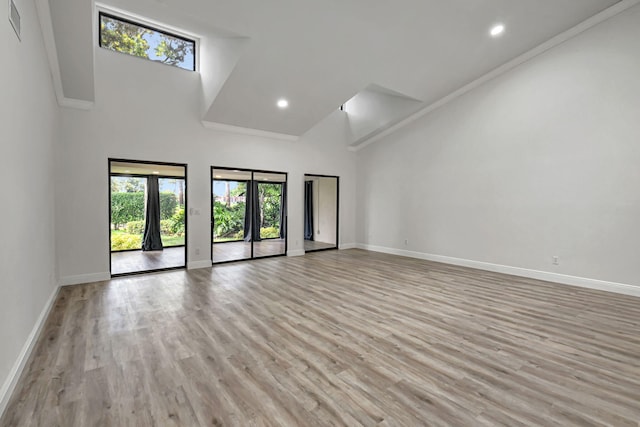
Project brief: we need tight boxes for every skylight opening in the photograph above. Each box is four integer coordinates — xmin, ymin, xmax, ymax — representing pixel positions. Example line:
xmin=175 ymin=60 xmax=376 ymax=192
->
xmin=99 ymin=12 xmax=196 ymax=71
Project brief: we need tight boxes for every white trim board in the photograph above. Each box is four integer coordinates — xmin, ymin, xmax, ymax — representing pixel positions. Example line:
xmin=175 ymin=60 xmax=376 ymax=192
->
xmin=60 ymin=272 xmax=111 ymax=287
xmin=287 ymin=249 xmax=305 ymax=257
xmin=0 ymin=285 xmax=60 ymax=419
xmin=339 ymin=243 xmax=357 ymax=250
xmin=187 ymin=260 xmax=213 ymax=270
xmin=356 ymin=244 xmax=640 ymax=298
xmin=350 ymin=0 xmax=640 ymax=152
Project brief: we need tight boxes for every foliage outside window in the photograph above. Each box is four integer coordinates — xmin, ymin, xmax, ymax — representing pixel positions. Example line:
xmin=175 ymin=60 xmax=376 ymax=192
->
xmin=99 ymin=12 xmax=196 ymax=71
xmin=258 ymin=183 xmax=283 ymax=239
xmin=110 ymin=176 xmax=186 ymax=251
xmin=213 ymin=181 xmax=247 ymax=242
xmin=212 ymin=181 xmax=283 ymax=242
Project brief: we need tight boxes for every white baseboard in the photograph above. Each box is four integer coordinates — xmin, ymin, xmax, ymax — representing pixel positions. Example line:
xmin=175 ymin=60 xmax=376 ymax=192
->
xmin=0 ymin=284 xmax=60 ymax=419
xmin=339 ymin=243 xmax=357 ymax=250
xmin=357 ymin=244 xmax=640 ymax=298
xmin=187 ymin=260 xmax=212 ymax=270
xmin=287 ymin=249 xmax=305 ymax=257
xmin=60 ymin=272 xmax=110 ymax=286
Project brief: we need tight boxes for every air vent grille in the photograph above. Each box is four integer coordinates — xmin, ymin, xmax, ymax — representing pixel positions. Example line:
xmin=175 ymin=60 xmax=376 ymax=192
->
xmin=9 ymin=0 xmax=20 ymax=40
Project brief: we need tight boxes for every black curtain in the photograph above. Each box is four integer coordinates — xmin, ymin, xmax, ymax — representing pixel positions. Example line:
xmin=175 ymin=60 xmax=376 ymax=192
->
xmin=243 ymin=180 xmax=252 ymax=242
xmin=243 ymin=180 xmax=262 ymax=242
xmin=304 ymin=180 xmax=314 ymax=241
xmin=279 ymin=183 xmax=286 ymax=239
xmin=252 ymin=181 xmax=262 ymax=242
xmin=142 ymin=175 xmax=163 ymax=251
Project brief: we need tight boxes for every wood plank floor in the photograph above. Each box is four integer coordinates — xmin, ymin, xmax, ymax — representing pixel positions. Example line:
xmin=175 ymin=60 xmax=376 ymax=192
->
xmin=2 ymin=249 xmax=640 ymax=426
xmin=304 ymin=240 xmax=337 ymax=252
xmin=212 ymin=239 xmax=286 ymax=263
xmin=111 ymin=247 xmax=185 ymax=275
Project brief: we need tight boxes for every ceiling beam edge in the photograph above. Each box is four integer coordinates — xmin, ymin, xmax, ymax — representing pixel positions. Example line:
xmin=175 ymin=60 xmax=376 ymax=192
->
xmin=35 ymin=0 xmax=95 ymax=110
xmin=201 ymin=121 xmax=300 ymax=142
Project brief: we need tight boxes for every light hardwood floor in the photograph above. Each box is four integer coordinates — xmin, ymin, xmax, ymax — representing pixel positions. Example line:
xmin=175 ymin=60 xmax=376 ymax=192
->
xmin=2 ymin=249 xmax=639 ymax=426
xmin=212 ymin=239 xmax=286 ymax=263
xmin=111 ymin=246 xmax=186 ymax=275
xmin=304 ymin=240 xmax=337 ymax=252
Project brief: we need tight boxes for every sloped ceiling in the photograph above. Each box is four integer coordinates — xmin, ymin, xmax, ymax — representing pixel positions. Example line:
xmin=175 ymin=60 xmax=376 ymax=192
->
xmin=49 ymin=0 xmax=94 ymax=103
xmin=343 ymin=85 xmax=424 ymax=147
xmin=44 ymin=0 xmax=624 ymax=144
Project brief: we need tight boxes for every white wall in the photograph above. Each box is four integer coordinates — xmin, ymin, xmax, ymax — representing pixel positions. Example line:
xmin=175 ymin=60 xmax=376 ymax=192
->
xmin=0 ymin=0 xmax=59 ymax=413
xmin=55 ymin=47 xmax=357 ymax=283
xmin=357 ymin=5 xmax=640 ymax=288
xmin=314 ymin=177 xmax=338 ymax=245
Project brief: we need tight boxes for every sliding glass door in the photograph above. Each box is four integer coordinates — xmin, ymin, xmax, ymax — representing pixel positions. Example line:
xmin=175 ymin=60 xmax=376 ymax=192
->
xmin=212 ymin=169 xmax=251 ymax=263
xmin=109 ymin=159 xmax=187 ymax=276
xmin=254 ymin=172 xmax=287 ymax=258
xmin=212 ymin=167 xmax=287 ymax=263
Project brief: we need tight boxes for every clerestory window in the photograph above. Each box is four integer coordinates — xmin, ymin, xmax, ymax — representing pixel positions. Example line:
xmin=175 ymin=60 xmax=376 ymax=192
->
xmin=99 ymin=12 xmax=196 ymax=71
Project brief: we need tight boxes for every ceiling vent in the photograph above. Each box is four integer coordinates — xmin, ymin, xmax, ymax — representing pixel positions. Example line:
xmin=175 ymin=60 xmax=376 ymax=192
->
xmin=9 ymin=0 xmax=20 ymax=40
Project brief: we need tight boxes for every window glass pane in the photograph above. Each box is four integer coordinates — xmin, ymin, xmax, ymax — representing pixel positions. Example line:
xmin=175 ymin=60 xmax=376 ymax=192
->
xmin=212 ymin=168 xmax=252 ymax=244
xmin=212 ymin=179 xmax=248 ymax=243
xmin=110 ymin=176 xmax=147 ymax=251
xmin=99 ymin=13 xmax=195 ymax=71
xmin=158 ymin=178 xmax=185 ymax=247
xmin=253 ymin=172 xmax=286 ymax=258
xmin=257 ymin=182 xmax=282 ymax=239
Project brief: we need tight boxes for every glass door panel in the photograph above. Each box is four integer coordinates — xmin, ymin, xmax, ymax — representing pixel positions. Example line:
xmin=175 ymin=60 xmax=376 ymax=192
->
xmin=253 ymin=172 xmax=287 ymax=258
xmin=110 ymin=175 xmax=147 ymax=252
xmin=158 ymin=177 xmax=186 ymax=248
xmin=212 ymin=168 xmax=252 ymax=263
xmin=212 ymin=168 xmax=288 ymax=263
xmin=109 ymin=160 xmax=187 ymax=276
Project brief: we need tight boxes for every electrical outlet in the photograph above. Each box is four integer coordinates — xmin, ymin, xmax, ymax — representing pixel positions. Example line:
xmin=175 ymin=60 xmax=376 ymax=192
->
xmin=552 ymin=256 xmax=559 ymax=265
xmin=404 ymin=239 xmax=409 ymax=245
xmin=195 ymin=248 xmax=200 ymax=255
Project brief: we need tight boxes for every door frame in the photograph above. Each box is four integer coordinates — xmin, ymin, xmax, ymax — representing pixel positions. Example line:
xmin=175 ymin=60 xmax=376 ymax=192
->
xmin=210 ymin=166 xmax=288 ymax=264
xmin=108 ymin=158 xmax=188 ymax=277
xmin=303 ymin=174 xmax=339 ymax=253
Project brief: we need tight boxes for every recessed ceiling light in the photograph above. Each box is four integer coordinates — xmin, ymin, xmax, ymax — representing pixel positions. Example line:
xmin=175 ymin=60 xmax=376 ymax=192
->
xmin=490 ymin=24 xmax=505 ymax=37
xmin=124 ymin=170 xmax=130 ymax=173
xmin=215 ymin=175 xmax=222 ymax=178
xmin=264 ymin=178 xmax=269 ymax=181
xmin=152 ymin=171 xmax=160 ymax=174
xmin=277 ymin=99 xmax=289 ymax=109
